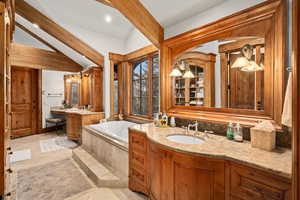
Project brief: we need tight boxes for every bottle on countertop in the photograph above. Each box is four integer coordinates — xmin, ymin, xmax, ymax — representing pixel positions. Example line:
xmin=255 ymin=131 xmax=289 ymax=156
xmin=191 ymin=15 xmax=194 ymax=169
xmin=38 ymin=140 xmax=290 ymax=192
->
xmin=160 ymin=113 xmax=168 ymax=128
xmin=226 ymin=122 xmax=234 ymax=140
xmin=170 ymin=117 xmax=176 ymax=127
xmin=154 ymin=113 xmax=160 ymax=127
xmin=234 ymin=123 xmax=243 ymax=142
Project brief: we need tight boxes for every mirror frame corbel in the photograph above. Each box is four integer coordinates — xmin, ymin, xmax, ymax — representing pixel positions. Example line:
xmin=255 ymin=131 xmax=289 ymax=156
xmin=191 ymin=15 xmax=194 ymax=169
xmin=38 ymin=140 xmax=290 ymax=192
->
xmin=160 ymin=0 xmax=286 ymax=129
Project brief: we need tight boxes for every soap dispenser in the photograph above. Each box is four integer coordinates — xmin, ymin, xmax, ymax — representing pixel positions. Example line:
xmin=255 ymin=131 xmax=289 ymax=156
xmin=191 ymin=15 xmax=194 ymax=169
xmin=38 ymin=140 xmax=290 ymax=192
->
xmin=226 ymin=122 xmax=234 ymax=140
xmin=234 ymin=123 xmax=243 ymax=142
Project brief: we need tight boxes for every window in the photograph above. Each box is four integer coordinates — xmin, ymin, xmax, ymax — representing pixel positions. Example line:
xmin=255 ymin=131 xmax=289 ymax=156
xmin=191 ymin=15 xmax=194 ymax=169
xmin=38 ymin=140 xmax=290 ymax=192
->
xmin=152 ymin=56 xmax=160 ymax=114
xmin=131 ymin=55 xmax=159 ymax=117
xmin=132 ymin=60 xmax=149 ymax=115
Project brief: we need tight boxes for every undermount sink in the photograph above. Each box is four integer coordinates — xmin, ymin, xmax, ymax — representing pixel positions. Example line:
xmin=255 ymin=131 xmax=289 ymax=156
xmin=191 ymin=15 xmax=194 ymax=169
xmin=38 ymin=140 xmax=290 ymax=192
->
xmin=166 ymin=135 xmax=205 ymax=145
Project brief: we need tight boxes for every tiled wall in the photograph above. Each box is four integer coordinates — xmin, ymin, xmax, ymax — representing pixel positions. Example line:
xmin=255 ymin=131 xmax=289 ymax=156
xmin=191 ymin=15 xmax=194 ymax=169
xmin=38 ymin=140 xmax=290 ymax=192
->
xmin=174 ymin=118 xmax=291 ymax=148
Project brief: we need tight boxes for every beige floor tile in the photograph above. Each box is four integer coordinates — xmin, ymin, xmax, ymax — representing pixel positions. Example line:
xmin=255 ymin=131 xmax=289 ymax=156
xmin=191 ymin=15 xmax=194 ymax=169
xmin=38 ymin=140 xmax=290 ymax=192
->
xmin=9 ymin=132 xmax=146 ymax=200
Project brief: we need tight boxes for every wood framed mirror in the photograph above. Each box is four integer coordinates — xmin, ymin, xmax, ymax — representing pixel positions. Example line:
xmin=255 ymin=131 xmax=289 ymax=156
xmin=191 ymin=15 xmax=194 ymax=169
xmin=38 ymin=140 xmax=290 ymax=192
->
xmin=160 ymin=0 xmax=286 ymax=128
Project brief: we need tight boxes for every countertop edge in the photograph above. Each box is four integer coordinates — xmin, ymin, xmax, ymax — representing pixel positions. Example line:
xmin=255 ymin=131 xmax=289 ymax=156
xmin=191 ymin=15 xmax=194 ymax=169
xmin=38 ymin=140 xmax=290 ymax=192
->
xmin=128 ymin=126 xmax=292 ymax=179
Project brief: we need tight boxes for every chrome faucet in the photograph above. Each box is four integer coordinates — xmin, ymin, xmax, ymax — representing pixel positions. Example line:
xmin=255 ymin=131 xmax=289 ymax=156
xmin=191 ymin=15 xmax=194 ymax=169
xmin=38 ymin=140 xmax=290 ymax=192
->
xmin=203 ymin=130 xmax=213 ymax=139
xmin=188 ymin=121 xmax=198 ymax=136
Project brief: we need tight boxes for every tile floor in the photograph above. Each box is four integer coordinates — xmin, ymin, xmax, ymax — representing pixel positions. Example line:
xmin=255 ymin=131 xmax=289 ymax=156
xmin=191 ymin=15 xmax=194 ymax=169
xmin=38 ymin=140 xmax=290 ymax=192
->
xmin=10 ymin=132 xmax=147 ymax=200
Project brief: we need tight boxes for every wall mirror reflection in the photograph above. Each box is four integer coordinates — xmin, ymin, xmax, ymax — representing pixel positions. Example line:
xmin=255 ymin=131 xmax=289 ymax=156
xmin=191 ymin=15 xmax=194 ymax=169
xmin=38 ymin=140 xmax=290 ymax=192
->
xmin=171 ymin=36 xmax=265 ymax=111
xmin=70 ymin=82 xmax=80 ymax=105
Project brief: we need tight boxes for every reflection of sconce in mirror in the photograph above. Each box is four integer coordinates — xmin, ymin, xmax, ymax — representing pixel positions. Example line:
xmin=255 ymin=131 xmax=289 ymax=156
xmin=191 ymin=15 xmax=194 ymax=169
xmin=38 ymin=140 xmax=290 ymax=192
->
xmin=66 ymin=79 xmax=72 ymax=83
xmin=182 ymin=66 xmax=195 ymax=78
xmin=231 ymin=44 xmax=264 ymax=72
xmin=170 ymin=60 xmax=195 ymax=78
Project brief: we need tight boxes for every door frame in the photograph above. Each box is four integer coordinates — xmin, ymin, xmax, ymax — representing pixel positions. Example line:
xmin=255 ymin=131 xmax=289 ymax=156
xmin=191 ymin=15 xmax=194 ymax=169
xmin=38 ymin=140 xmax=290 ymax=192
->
xmin=11 ymin=66 xmax=42 ymax=138
xmin=292 ymin=0 xmax=299 ymax=198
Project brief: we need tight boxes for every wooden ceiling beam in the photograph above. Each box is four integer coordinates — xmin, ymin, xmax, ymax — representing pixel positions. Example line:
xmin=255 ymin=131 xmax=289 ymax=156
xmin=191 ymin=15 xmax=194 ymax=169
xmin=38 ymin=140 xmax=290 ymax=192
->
xmin=107 ymin=0 xmax=164 ymax=48
xmin=95 ymin=0 xmax=113 ymax=8
xmin=16 ymin=0 xmax=104 ymax=67
xmin=11 ymin=43 xmax=83 ymax=72
xmin=16 ymin=22 xmax=61 ymax=53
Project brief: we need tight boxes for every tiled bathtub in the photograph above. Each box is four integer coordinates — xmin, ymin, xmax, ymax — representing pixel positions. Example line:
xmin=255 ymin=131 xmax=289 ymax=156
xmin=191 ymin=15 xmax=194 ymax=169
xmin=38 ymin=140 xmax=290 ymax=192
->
xmin=82 ymin=121 xmax=137 ymax=177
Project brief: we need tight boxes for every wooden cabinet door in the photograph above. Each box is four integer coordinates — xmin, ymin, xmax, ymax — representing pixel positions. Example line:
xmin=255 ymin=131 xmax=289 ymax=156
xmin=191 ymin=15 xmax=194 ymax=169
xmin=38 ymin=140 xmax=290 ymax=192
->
xmin=230 ymin=163 xmax=291 ymax=200
xmin=172 ymin=154 xmax=225 ymax=200
xmin=149 ymin=142 xmax=225 ymax=200
xmin=11 ymin=67 xmax=38 ymax=138
xmin=229 ymin=54 xmax=255 ymax=110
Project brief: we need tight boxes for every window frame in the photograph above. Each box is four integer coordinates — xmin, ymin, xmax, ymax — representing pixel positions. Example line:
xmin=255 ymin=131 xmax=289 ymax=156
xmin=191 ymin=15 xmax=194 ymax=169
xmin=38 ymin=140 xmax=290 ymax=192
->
xmin=129 ymin=53 xmax=159 ymax=119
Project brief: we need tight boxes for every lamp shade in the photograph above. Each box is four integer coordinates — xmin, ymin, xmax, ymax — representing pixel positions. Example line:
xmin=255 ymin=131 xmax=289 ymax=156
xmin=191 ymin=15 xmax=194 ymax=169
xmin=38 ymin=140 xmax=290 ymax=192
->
xmin=169 ymin=67 xmax=183 ymax=77
xmin=231 ymin=57 xmax=250 ymax=68
xmin=182 ymin=69 xmax=195 ymax=78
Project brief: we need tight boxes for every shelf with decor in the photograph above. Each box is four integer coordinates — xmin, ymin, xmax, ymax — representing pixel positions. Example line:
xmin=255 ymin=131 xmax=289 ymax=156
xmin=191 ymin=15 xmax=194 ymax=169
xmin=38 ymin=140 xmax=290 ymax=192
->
xmin=171 ymin=52 xmax=216 ymax=108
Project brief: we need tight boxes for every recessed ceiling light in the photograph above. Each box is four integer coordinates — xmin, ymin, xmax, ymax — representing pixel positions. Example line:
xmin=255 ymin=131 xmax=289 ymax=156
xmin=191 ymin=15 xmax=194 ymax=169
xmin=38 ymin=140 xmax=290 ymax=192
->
xmin=33 ymin=23 xmax=39 ymax=29
xmin=105 ymin=15 xmax=112 ymax=23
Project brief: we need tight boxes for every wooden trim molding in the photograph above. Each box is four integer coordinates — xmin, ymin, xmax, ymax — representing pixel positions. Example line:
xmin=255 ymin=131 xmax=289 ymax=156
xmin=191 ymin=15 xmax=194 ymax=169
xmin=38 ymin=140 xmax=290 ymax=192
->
xmin=16 ymin=0 xmax=105 ymax=67
xmin=11 ymin=43 xmax=83 ymax=72
xmin=108 ymin=0 xmax=164 ymax=48
xmin=109 ymin=45 xmax=159 ymax=120
xmin=95 ymin=0 xmax=113 ymax=8
xmin=160 ymin=0 xmax=286 ymax=128
xmin=125 ymin=45 xmax=158 ymax=61
xmin=292 ymin=0 xmax=300 ymax=198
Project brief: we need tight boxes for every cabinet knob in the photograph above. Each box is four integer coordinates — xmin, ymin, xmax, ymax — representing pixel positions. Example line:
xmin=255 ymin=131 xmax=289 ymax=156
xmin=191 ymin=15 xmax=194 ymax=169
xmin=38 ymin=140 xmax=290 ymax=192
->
xmin=8 ymin=151 xmax=13 ymax=155
xmin=6 ymin=192 xmax=11 ymax=196
xmin=7 ymin=168 xmax=13 ymax=173
xmin=7 ymin=147 xmax=11 ymax=151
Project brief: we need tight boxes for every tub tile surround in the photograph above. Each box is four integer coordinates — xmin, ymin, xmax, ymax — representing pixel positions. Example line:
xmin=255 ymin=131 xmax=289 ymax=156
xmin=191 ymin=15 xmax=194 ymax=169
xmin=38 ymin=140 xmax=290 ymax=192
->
xmin=82 ymin=127 xmax=129 ymax=178
xmin=129 ymin=123 xmax=292 ymax=178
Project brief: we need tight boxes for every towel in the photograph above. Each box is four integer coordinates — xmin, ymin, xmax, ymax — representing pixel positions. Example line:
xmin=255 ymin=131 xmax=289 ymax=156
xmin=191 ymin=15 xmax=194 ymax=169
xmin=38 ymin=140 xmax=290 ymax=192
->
xmin=282 ymin=73 xmax=292 ymax=127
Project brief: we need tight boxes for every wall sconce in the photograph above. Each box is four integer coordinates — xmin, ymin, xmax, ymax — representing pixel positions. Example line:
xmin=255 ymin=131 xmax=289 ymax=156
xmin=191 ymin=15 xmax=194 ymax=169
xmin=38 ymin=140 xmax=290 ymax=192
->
xmin=170 ymin=60 xmax=195 ymax=78
xmin=231 ymin=44 xmax=264 ymax=72
xmin=182 ymin=66 xmax=195 ymax=78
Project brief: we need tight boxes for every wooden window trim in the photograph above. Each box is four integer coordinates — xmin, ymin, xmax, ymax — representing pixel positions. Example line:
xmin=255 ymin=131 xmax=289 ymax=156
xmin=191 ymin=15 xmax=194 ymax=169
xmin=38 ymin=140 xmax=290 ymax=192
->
xmin=109 ymin=45 xmax=158 ymax=120
xmin=129 ymin=54 xmax=158 ymax=120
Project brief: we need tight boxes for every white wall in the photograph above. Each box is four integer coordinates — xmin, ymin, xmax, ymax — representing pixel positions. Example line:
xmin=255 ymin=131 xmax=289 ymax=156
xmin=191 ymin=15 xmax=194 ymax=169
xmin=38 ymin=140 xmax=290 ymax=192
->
xmin=124 ymin=28 xmax=151 ymax=53
xmin=42 ymin=70 xmax=69 ymax=128
xmin=165 ymin=0 xmax=266 ymax=39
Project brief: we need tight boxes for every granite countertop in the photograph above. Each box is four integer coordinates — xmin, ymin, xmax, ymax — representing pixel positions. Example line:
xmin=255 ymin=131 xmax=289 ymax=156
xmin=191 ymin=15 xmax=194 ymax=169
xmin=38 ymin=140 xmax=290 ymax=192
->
xmin=50 ymin=107 xmax=104 ymax=116
xmin=129 ymin=123 xmax=292 ymax=179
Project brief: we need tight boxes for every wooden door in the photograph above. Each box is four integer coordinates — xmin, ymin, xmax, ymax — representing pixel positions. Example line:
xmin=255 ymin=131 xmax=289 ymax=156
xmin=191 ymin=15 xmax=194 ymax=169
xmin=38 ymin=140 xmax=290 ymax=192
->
xmin=11 ymin=66 xmax=38 ymax=138
xmin=229 ymin=54 xmax=255 ymax=109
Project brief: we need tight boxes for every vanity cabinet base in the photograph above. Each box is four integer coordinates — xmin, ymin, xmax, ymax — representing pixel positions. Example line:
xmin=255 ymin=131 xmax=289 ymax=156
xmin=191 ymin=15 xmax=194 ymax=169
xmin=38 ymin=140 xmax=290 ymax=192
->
xmin=128 ymin=130 xmax=291 ymax=200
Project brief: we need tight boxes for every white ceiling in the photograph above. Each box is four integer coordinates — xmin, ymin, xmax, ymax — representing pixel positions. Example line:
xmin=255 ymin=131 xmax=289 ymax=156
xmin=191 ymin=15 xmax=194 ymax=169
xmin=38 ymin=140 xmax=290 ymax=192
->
xmin=15 ymin=15 xmax=96 ymax=68
xmin=140 ymin=0 xmax=227 ymax=27
xmin=24 ymin=0 xmax=134 ymax=40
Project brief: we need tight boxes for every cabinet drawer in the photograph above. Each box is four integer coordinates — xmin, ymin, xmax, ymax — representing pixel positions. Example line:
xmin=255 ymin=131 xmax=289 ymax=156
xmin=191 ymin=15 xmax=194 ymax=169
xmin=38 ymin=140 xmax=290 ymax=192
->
xmin=130 ymin=150 xmax=147 ymax=169
xmin=230 ymin=163 xmax=291 ymax=200
xmin=130 ymin=167 xmax=147 ymax=186
xmin=130 ymin=132 xmax=147 ymax=151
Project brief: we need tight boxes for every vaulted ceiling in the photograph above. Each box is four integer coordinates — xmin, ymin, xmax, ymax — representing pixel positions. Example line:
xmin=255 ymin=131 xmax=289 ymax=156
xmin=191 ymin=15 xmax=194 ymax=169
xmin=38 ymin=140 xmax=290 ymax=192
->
xmin=140 ymin=0 xmax=226 ymax=27
xmin=13 ymin=0 xmax=234 ymax=69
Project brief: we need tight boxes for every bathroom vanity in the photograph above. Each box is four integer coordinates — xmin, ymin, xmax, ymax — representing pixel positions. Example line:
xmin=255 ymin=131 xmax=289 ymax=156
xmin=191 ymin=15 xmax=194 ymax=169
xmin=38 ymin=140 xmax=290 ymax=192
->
xmin=128 ymin=124 xmax=292 ymax=200
xmin=51 ymin=108 xmax=104 ymax=141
